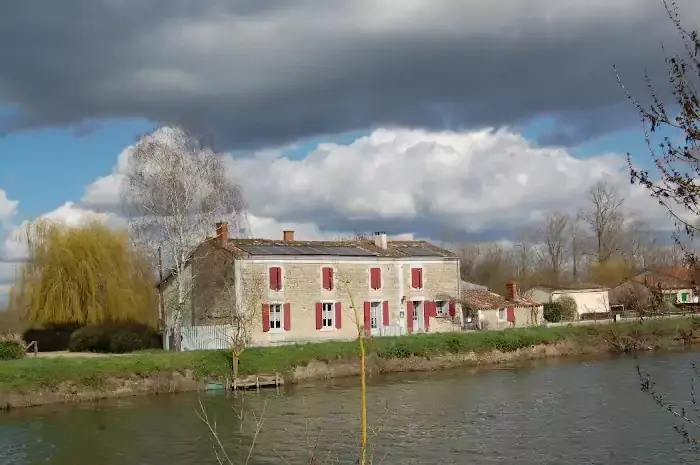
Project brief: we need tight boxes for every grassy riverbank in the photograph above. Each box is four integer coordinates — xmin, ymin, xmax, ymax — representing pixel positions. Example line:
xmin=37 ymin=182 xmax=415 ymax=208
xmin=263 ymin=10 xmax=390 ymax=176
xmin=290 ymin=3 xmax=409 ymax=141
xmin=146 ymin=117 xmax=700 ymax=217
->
xmin=1 ymin=317 xmax=699 ymax=409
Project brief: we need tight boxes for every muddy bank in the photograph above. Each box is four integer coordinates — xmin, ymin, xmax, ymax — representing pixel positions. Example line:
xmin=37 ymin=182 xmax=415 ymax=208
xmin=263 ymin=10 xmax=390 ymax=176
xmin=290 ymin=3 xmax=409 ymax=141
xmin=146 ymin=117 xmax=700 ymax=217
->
xmin=2 ymin=335 xmax=696 ymax=411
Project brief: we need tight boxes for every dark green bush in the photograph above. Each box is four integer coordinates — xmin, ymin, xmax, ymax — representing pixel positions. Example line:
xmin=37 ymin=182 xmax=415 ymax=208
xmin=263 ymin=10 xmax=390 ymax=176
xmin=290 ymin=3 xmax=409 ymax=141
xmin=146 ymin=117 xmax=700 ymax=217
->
xmin=0 ymin=341 xmax=25 ymax=360
xmin=23 ymin=323 xmax=83 ymax=352
xmin=69 ymin=322 xmax=161 ymax=353
xmin=557 ymin=296 xmax=578 ymax=321
xmin=378 ymin=341 xmax=412 ymax=358
xmin=543 ymin=302 xmax=564 ymax=323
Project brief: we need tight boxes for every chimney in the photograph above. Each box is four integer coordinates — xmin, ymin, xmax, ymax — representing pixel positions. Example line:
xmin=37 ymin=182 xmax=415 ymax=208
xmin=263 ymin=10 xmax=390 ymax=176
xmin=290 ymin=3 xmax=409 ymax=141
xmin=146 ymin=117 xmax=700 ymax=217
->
xmin=506 ymin=281 xmax=517 ymax=301
xmin=283 ymin=230 xmax=295 ymax=242
xmin=374 ymin=231 xmax=388 ymax=250
xmin=215 ymin=222 xmax=229 ymax=245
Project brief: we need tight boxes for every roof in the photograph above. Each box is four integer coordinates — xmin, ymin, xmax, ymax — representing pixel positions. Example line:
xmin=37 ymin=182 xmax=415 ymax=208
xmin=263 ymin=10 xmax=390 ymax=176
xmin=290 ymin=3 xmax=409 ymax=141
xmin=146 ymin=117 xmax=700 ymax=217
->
xmin=462 ymin=289 xmax=541 ymax=310
xmin=220 ymin=238 xmax=457 ymax=258
xmin=629 ymin=268 xmax=697 ymax=290
xmin=531 ymin=282 xmax=608 ymax=292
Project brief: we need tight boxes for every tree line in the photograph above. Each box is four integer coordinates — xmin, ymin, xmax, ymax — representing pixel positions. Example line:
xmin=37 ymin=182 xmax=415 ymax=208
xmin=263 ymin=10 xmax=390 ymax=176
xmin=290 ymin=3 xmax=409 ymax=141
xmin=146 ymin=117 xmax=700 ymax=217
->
xmin=457 ymin=180 xmax=689 ymax=292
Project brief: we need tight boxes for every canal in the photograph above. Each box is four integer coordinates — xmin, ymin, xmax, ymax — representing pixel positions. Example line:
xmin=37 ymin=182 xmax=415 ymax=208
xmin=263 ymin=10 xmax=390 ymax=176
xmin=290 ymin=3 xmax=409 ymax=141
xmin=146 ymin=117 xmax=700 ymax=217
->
xmin=1 ymin=351 xmax=699 ymax=464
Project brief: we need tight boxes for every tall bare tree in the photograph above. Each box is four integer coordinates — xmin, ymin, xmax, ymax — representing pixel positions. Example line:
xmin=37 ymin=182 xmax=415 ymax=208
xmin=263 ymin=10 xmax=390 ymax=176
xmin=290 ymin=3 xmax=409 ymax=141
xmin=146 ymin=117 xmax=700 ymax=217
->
xmin=570 ymin=213 xmax=586 ymax=280
xmin=617 ymin=1 xmax=700 ymax=266
xmin=536 ymin=212 xmax=570 ymax=283
xmin=122 ymin=126 xmax=247 ymax=349
xmin=580 ymin=180 xmax=625 ymax=263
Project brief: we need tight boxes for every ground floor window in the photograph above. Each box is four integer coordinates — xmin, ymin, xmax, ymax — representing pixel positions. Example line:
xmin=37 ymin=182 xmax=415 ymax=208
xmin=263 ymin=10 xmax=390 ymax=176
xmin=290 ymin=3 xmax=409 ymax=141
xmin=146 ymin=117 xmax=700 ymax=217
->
xmin=322 ymin=302 xmax=334 ymax=328
xmin=436 ymin=300 xmax=448 ymax=317
xmin=270 ymin=303 xmax=283 ymax=330
xmin=498 ymin=308 xmax=506 ymax=321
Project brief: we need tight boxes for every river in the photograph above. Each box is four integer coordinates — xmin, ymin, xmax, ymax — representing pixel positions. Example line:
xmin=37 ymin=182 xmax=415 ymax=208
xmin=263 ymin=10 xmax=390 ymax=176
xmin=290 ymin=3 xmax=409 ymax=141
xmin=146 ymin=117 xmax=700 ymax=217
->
xmin=1 ymin=351 xmax=699 ymax=464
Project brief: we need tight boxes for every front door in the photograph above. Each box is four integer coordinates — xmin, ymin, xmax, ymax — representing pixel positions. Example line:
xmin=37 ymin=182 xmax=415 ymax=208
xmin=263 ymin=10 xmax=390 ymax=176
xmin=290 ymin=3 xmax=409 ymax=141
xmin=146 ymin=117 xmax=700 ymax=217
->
xmin=412 ymin=301 xmax=423 ymax=332
xmin=370 ymin=302 xmax=382 ymax=336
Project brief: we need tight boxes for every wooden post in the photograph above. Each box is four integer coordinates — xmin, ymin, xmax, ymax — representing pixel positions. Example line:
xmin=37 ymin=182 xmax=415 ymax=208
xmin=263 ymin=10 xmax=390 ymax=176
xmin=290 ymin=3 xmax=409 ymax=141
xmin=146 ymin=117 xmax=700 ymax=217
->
xmin=256 ymin=375 xmax=260 ymax=391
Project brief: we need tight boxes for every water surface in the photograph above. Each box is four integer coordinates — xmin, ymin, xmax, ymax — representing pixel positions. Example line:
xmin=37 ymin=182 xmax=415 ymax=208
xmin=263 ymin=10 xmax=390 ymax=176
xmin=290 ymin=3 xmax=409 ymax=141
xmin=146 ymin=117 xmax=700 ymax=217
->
xmin=0 ymin=351 xmax=699 ymax=464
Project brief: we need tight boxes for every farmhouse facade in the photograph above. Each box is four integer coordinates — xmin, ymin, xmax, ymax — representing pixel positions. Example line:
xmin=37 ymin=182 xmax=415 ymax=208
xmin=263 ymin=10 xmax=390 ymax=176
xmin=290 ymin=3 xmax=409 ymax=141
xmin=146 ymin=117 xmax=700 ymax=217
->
xmin=463 ymin=281 xmax=543 ymax=330
xmin=609 ymin=267 xmax=699 ymax=309
xmin=528 ymin=283 xmax=610 ymax=316
xmin=160 ymin=224 xmax=462 ymax=346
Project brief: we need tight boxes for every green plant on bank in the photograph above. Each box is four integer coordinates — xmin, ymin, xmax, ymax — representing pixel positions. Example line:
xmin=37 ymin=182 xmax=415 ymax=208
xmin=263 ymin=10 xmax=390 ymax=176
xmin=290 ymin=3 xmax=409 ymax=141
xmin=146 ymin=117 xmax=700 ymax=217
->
xmin=68 ymin=322 xmax=161 ymax=354
xmin=543 ymin=301 xmax=564 ymax=322
xmin=557 ymin=296 xmax=578 ymax=321
xmin=0 ymin=318 xmax=697 ymax=394
xmin=0 ymin=341 xmax=25 ymax=361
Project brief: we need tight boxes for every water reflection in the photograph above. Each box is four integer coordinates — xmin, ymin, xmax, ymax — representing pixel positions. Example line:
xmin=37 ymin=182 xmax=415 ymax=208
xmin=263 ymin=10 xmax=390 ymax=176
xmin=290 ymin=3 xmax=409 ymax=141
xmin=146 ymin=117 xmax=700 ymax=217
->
xmin=0 ymin=351 xmax=699 ymax=464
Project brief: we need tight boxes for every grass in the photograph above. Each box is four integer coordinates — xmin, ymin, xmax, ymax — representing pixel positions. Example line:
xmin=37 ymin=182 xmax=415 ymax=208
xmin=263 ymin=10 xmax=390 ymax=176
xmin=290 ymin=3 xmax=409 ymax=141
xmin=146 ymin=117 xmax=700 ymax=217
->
xmin=0 ymin=317 xmax=698 ymax=393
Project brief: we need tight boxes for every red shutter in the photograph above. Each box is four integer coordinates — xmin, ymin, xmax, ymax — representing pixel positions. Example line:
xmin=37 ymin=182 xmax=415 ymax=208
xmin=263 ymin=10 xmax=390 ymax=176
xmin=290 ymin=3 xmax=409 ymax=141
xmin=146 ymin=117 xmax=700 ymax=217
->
xmin=370 ymin=268 xmax=381 ymax=289
xmin=277 ymin=267 xmax=283 ymax=290
xmin=382 ymin=301 xmax=390 ymax=326
xmin=424 ymin=304 xmax=431 ymax=332
xmin=322 ymin=267 xmax=333 ymax=290
xmin=283 ymin=303 xmax=291 ymax=331
xmin=335 ymin=302 xmax=342 ymax=329
xmin=315 ymin=302 xmax=323 ymax=330
xmin=419 ymin=268 xmax=423 ymax=288
xmin=363 ymin=301 xmax=371 ymax=333
xmin=407 ymin=301 xmax=414 ymax=333
xmin=262 ymin=303 xmax=270 ymax=332
xmin=506 ymin=306 xmax=515 ymax=323
xmin=269 ymin=267 xmax=277 ymax=290
xmin=448 ymin=300 xmax=456 ymax=317
xmin=411 ymin=268 xmax=423 ymax=289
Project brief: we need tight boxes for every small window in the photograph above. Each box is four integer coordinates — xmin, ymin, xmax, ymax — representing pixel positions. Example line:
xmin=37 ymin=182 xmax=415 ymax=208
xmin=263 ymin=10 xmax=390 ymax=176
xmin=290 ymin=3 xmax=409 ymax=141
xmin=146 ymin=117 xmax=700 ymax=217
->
xmin=682 ymin=293 xmax=689 ymax=302
xmin=322 ymin=302 xmax=334 ymax=329
xmin=435 ymin=300 xmax=448 ymax=317
xmin=498 ymin=308 xmax=506 ymax=321
xmin=412 ymin=301 xmax=420 ymax=322
xmin=270 ymin=304 xmax=283 ymax=330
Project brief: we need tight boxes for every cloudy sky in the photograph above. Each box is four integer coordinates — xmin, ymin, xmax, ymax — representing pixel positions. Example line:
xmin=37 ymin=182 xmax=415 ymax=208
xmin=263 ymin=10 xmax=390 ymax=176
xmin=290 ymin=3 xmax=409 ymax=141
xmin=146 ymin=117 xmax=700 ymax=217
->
xmin=1 ymin=0 xmax=698 ymax=303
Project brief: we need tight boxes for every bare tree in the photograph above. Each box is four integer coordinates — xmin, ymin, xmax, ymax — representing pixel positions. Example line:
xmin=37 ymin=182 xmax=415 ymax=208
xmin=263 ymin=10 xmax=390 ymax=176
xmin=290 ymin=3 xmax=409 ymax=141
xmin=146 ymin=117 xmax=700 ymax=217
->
xmin=570 ymin=213 xmax=586 ymax=280
xmin=580 ymin=180 xmax=625 ymax=263
xmin=121 ymin=126 xmax=247 ymax=349
xmin=536 ymin=212 xmax=570 ymax=283
xmin=617 ymin=1 xmax=700 ymax=256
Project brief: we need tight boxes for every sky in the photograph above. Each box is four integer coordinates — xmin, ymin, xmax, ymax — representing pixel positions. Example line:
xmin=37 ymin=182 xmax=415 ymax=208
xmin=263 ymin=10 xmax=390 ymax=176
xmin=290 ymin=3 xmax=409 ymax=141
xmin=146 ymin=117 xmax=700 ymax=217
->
xmin=1 ymin=0 xmax=699 ymax=304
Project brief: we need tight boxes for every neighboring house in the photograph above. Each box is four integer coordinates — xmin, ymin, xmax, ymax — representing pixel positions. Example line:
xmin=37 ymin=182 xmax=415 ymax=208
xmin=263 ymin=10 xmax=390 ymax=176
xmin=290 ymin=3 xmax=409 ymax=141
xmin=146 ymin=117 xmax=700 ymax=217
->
xmin=528 ymin=283 xmax=610 ymax=316
xmin=609 ymin=267 xmax=699 ymax=309
xmin=159 ymin=224 xmax=462 ymax=346
xmin=463 ymin=281 xmax=543 ymax=330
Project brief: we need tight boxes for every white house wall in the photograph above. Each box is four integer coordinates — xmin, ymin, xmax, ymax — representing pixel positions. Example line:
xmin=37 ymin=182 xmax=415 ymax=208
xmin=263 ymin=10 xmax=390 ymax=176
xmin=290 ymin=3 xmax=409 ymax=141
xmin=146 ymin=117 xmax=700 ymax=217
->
xmin=552 ymin=290 xmax=610 ymax=314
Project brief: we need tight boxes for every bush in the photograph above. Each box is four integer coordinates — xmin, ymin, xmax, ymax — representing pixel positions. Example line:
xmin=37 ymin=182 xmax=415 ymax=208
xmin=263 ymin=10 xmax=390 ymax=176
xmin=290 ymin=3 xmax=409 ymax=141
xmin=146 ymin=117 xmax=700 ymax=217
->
xmin=558 ymin=296 xmax=578 ymax=321
xmin=543 ymin=302 xmax=564 ymax=323
xmin=23 ymin=323 xmax=83 ymax=352
xmin=0 ymin=340 xmax=25 ymax=360
xmin=69 ymin=322 xmax=161 ymax=354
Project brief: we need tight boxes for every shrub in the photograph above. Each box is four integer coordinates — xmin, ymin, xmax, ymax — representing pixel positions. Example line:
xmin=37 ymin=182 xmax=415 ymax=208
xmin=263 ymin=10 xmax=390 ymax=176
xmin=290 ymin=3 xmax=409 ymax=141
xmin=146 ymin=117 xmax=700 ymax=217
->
xmin=558 ymin=296 xmax=578 ymax=321
xmin=0 ymin=340 xmax=25 ymax=360
xmin=69 ymin=322 xmax=161 ymax=353
xmin=378 ymin=341 xmax=412 ymax=359
xmin=23 ymin=323 xmax=83 ymax=352
xmin=543 ymin=302 xmax=564 ymax=323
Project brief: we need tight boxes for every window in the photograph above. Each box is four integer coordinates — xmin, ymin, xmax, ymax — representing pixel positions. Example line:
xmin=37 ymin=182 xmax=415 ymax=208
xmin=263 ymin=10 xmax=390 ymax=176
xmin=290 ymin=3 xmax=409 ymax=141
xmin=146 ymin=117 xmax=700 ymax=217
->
xmin=269 ymin=267 xmax=282 ymax=291
xmin=371 ymin=302 xmax=381 ymax=329
xmin=411 ymin=267 xmax=424 ymax=289
xmin=269 ymin=304 xmax=283 ymax=330
xmin=322 ymin=267 xmax=334 ymax=290
xmin=435 ymin=300 xmax=448 ymax=317
xmin=498 ymin=308 xmax=506 ymax=321
xmin=322 ymin=302 xmax=334 ymax=328
xmin=682 ymin=293 xmax=689 ymax=302
xmin=370 ymin=267 xmax=382 ymax=290
xmin=412 ymin=301 xmax=420 ymax=322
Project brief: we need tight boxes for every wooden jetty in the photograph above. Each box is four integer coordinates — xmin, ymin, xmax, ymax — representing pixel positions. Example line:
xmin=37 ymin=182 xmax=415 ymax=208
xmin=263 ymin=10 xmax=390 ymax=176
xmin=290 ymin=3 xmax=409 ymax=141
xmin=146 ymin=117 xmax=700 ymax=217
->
xmin=231 ymin=373 xmax=283 ymax=391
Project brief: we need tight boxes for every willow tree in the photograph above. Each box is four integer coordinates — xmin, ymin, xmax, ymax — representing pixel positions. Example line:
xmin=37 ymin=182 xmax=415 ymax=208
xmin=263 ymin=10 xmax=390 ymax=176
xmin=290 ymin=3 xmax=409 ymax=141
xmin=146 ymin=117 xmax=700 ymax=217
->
xmin=10 ymin=220 xmax=157 ymax=326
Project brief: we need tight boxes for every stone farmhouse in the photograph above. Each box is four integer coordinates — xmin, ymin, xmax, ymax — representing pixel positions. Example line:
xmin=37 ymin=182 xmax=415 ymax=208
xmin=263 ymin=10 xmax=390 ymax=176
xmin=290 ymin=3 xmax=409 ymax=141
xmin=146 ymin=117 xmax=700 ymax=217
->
xmin=159 ymin=223 xmax=462 ymax=346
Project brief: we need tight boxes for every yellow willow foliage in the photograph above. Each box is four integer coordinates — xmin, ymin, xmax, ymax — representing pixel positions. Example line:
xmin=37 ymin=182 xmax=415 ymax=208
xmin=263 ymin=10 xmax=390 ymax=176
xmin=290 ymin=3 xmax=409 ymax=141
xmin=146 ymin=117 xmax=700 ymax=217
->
xmin=10 ymin=220 xmax=157 ymax=327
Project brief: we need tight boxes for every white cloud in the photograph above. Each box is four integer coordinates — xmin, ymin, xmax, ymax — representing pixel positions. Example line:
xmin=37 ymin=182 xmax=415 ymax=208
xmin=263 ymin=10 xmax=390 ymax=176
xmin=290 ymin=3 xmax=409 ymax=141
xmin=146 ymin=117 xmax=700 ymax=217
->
xmin=0 ymin=189 xmax=18 ymax=222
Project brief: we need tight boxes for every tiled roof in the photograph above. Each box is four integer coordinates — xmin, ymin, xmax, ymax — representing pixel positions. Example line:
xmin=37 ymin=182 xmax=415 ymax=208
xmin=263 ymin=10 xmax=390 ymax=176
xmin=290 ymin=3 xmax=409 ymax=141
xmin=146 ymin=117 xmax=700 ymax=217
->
xmin=531 ymin=282 xmax=607 ymax=292
xmin=220 ymin=238 xmax=457 ymax=258
xmin=631 ymin=269 xmax=696 ymax=290
xmin=462 ymin=290 xmax=540 ymax=310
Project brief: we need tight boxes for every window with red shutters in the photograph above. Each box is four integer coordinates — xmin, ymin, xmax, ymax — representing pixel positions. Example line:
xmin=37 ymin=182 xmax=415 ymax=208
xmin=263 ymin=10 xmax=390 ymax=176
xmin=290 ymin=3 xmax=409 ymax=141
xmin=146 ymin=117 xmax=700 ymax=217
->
xmin=370 ymin=267 xmax=382 ymax=289
xmin=411 ymin=267 xmax=423 ymax=289
xmin=322 ymin=267 xmax=334 ymax=290
xmin=269 ymin=266 xmax=282 ymax=291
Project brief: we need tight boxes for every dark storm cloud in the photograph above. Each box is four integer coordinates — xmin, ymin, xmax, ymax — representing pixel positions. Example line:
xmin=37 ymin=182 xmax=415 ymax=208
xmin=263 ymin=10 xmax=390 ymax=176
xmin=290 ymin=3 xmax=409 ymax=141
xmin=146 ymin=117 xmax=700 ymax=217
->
xmin=0 ymin=0 xmax=696 ymax=150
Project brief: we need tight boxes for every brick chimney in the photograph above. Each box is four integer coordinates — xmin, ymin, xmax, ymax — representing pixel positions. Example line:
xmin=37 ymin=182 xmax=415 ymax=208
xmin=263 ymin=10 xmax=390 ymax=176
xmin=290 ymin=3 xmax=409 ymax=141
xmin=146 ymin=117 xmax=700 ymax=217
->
xmin=374 ymin=231 xmax=387 ymax=249
xmin=283 ymin=230 xmax=295 ymax=242
xmin=506 ymin=281 xmax=517 ymax=301
xmin=215 ymin=222 xmax=229 ymax=245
